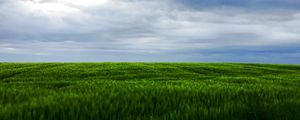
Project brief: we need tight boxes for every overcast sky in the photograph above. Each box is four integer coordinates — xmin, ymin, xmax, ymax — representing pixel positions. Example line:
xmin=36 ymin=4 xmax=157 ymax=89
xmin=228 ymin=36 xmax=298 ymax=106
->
xmin=0 ymin=0 xmax=300 ymax=63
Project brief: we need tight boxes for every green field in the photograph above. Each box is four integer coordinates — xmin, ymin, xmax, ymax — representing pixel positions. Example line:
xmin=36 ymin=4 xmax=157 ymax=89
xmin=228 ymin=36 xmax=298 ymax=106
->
xmin=0 ymin=63 xmax=299 ymax=120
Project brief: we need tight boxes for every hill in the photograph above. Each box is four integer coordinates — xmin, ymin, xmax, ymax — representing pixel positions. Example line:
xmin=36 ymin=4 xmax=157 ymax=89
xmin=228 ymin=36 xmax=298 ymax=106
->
xmin=0 ymin=63 xmax=299 ymax=119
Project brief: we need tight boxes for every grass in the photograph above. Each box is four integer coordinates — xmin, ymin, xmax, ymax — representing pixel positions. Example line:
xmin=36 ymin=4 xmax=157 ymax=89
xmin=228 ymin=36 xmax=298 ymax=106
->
xmin=0 ymin=62 xmax=299 ymax=120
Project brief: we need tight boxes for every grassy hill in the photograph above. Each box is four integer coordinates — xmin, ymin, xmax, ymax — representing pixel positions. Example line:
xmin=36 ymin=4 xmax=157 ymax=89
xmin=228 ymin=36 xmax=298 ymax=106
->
xmin=0 ymin=63 xmax=299 ymax=120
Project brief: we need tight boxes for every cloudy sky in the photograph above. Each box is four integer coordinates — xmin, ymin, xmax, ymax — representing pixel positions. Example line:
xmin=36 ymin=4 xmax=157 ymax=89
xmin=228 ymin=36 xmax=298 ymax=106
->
xmin=0 ymin=0 xmax=300 ymax=63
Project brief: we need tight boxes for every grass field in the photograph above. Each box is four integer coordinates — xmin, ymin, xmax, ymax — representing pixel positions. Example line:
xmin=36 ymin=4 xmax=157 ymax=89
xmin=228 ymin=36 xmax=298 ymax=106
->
xmin=0 ymin=63 xmax=299 ymax=120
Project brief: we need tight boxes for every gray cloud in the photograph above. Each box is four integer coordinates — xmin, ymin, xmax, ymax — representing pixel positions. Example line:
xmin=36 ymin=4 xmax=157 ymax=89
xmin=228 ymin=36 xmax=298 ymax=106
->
xmin=0 ymin=0 xmax=300 ymax=63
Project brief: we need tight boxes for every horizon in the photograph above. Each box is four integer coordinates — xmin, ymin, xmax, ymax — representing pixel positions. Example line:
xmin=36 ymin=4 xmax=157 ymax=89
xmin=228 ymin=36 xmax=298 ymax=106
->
xmin=1 ymin=0 xmax=300 ymax=63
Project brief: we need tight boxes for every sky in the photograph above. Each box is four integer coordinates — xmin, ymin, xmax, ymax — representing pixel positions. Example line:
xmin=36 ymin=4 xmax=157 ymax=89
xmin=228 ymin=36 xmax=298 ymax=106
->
xmin=0 ymin=0 xmax=300 ymax=63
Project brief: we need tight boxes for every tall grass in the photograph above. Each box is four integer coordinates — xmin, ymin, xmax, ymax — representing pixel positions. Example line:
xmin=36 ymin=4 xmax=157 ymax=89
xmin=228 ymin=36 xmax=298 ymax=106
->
xmin=0 ymin=63 xmax=299 ymax=120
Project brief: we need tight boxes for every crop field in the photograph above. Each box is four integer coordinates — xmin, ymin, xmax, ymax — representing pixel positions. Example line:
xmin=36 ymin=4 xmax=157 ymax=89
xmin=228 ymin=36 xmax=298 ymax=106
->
xmin=0 ymin=63 xmax=299 ymax=120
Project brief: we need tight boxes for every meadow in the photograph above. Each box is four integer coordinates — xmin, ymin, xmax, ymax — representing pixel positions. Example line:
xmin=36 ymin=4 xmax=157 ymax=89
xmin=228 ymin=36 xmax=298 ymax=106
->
xmin=0 ymin=63 xmax=299 ymax=120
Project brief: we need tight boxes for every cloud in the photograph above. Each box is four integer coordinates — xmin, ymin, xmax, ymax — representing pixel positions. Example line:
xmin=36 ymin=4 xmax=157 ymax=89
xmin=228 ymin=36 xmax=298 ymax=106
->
xmin=0 ymin=0 xmax=300 ymax=63
xmin=176 ymin=0 xmax=300 ymax=10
